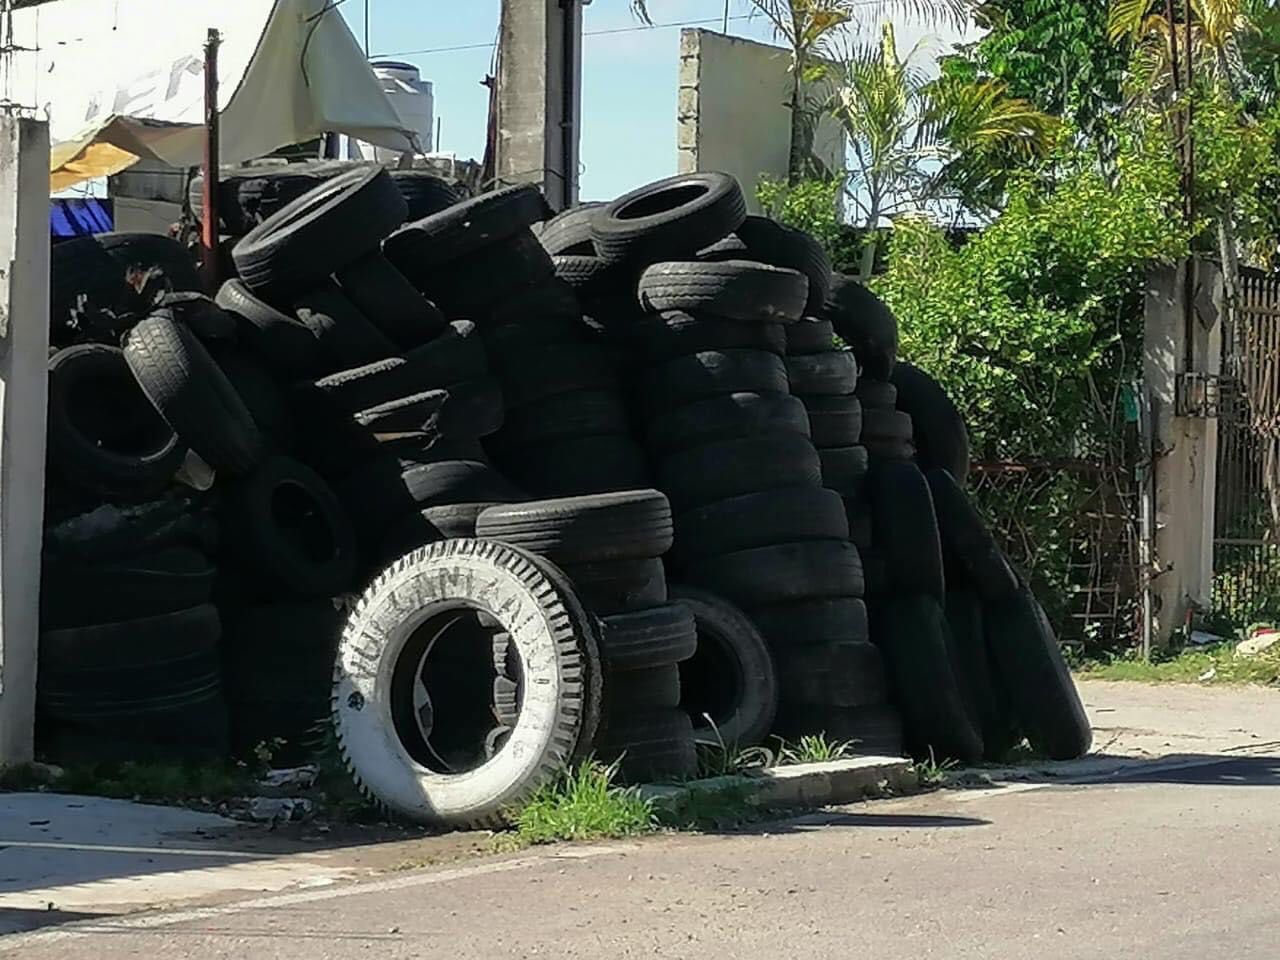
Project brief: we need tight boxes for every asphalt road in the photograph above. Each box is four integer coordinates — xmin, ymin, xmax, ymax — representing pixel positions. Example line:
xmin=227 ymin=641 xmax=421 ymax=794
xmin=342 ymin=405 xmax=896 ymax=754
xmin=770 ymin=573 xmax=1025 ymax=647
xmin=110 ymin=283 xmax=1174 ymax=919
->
xmin=7 ymin=752 xmax=1279 ymax=960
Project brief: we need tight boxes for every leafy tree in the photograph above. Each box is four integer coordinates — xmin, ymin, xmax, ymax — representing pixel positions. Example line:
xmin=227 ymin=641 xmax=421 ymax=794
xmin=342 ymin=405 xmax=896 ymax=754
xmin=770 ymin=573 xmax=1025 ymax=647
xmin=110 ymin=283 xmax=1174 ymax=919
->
xmin=941 ymin=0 xmax=1127 ymax=139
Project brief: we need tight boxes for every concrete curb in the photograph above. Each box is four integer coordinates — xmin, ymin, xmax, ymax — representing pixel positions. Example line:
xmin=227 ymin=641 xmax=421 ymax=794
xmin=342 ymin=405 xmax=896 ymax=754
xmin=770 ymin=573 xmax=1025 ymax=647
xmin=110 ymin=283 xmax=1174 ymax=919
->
xmin=638 ymin=755 xmax=917 ymax=814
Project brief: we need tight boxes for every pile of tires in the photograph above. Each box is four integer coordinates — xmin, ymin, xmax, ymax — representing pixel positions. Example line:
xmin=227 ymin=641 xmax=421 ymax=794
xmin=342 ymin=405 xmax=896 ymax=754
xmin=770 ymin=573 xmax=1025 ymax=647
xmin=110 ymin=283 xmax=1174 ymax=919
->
xmin=36 ymin=166 xmax=1091 ymax=823
xmin=383 ymin=186 xmax=650 ymax=498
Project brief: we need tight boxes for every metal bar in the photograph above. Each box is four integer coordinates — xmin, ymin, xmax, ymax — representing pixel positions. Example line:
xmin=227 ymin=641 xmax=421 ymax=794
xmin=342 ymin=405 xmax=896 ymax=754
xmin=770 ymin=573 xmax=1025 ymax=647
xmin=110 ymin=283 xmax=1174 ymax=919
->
xmin=200 ymin=28 xmax=220 ymax=294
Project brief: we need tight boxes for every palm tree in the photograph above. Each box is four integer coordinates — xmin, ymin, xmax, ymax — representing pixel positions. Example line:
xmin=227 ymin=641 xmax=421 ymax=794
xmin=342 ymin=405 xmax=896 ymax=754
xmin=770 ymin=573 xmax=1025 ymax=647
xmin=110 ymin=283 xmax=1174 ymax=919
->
xmin=831 ymin=22 xmax=1057 ymax=276
xmin=1108 ymin=0 xmax=1253 ymax=96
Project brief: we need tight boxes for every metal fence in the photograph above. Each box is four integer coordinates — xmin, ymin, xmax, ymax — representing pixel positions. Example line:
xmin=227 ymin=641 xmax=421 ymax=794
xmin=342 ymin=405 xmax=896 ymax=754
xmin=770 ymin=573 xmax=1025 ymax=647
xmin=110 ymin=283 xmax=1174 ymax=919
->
xmin=969 ymin=458 xmax=1140 ymax=655
xmin=1213 ymin=267 xmax=1280 ymax=623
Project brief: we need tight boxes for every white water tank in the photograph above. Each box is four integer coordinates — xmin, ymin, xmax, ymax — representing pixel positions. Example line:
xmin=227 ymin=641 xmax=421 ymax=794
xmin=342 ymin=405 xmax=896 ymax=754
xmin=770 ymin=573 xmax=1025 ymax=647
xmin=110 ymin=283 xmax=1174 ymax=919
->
xmin=368 ymin=60 xmax=434 ymax=159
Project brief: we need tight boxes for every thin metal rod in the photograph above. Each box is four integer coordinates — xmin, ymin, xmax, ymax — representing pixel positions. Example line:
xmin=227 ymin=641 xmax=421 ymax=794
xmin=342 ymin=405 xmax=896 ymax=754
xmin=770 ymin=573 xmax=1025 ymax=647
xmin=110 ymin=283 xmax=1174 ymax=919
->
xmin=723 ymin=0 xmax=730 ymax=32
xmin=364 ymin=0 xmax=370 ymax=56
xmin=201 ymin=28 xmax=220 ymax=294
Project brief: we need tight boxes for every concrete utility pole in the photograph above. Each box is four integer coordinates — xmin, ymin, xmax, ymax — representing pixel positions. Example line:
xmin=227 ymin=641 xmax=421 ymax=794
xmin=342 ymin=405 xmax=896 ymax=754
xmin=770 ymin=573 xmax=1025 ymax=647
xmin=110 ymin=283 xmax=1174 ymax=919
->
xmin=0 ymin=115 xmax=50 ymax=765
xmin=495 ymin=0 xmax=585 ymax=210
xmin=1143 ymin=263 xmax=1221 ymax=649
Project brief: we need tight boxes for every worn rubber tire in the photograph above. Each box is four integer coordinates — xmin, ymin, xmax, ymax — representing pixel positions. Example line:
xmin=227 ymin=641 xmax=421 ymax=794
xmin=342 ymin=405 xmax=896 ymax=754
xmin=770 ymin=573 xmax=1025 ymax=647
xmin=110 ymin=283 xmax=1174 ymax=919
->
xmin=332 ymin=538 xmax=602 ymax=827
xmin=47 ymin=344 xmax=186 ymax=499
xmin=891 ymin=362 xmax=970 ymax=483
xmin=855 ymin=378 xmax=897 ymax=410
xmin=487 ymin=278 xmax=581 ymax=329
xmin=124 ymin=312 xmax=264 ymax=476
xmin=863 ymin=437 xmax=916 ymax=462
xmin=391 ymin=171 xmax=462 ymax=220
xmin=215 ymin=279 xmax=325 ymax=378
xmin=687 ymin=540 xmax=864 ymax=608
xmin=861 ymin=408 xmax=914 ymax=442
xmin=982 ymin=582 xmax=1092 ymax=760
xmin=772 ymin=702 xmax=904 ymax=755
xmin=945 ymin=590 xmax=1020 ymax=761
xmin=380 ymin=501 xmax=498 ymax=560
xmin=383 ymin=184 xmax=549 ymax=272
xmin=492 ymin=434 xmax=650 ymax=498
xmin=656 ymin=432 xmax=822 ymax=510
xmin=411 ymin=230 xmax=555 ymax=317
xmin=638 ymin=260 xmax=808 ymax=323
xmin=670 ymin=584 xmax=777 ymax=748
xmin=591 ymin=172 xmax=745 ymax=266
xmin=355 ymin=379 xmax=505 ymax=442
xmin=537 ymin=202 xmax=605 ymax=255
xmin=598 ymin=603 xmax=697 ymax=671
xmin=607 ymin=664 xmax=682 ymax=709
xmin=494 ymin=389 xmax=629 ymax=448
xmin=787 ymin=351 xmax=858 ymax=396
xmin=671 ymin=487 xmax=849 ymax=563
xmin=41 ymin=547 xmax=215 ymax=630
xmin=631 ymin=311 xmax=787 ymax=360
xmin=876 ymin=593 xmax=984 ymax=763
xmin=823 ymin=273 xmax=899 ymax=381
xmin=639 ymin=349 xmax=789 ymax=416
xmin=785 ymin=318 xmax=836 ymax=356
xmin=221 ymin=601 xmax=344 ymax=762
xmin=234 ymin=166 xmax=408 ymax=300
xmin=494 ymin=342 xmax=620 ymax=407
xmin=293 ymin=282 xmax=398 ymax=371
xmin=336 ymin=252 xmax=448 ymax=348
xmin=775 ymin=641 xmax=888 ymax=709
xmin=559 ymin=557 xmax=668 ymax=615
xmin=818 ymin=445 xmax=870 ymax=499
xmin=476 ymin=490 xmax=673 ymax=564
xmin=221 ymin=455 xmax=357 ymax=598
xmin=870 ymin=461 xmax=945 ymax=602
xmin=801 ymin=393 xmax=863 ymax=447
xmin=702 ymin=216 xmax=831 ymax=316
xmin=749 ymin=597 xmax=870 ymax=648
xmin=552 ymin=253 xmax=639 ymax=301
xmin=312 ymin=321 xmax=488 ymax=413
xmin=926 ymin=468 xmax=1019 ymax=601
xmin=598 ymin=707 xmax=697 ymax=783
xmin=340 ymin=458 xmax=524 ymax=547
xmin=645 ymin=391 xmax=809 ymax=454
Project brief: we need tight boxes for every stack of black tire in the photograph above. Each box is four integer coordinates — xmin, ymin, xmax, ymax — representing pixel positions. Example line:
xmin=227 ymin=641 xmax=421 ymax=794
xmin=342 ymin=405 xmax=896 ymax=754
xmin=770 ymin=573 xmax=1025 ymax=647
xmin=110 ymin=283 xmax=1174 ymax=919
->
xmin=187 ymin=161 xmax=464 ymax=279
xmin=476 ymin=491 xmax=699 ymax=782
xmin=383 ymin=187 xmax=650 ymax=499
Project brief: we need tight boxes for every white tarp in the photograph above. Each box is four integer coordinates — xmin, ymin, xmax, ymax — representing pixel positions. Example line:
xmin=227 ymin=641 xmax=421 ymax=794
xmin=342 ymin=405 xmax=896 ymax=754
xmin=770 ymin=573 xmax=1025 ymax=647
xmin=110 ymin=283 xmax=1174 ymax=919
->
xmin=7 ymin=0 xmax=416 ymax=190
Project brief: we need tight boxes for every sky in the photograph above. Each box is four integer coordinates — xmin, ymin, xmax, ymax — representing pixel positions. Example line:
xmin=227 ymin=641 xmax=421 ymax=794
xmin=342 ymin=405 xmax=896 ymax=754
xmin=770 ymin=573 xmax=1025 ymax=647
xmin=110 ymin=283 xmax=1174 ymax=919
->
xmin=341 ymin=1 xmax=972 ymax=201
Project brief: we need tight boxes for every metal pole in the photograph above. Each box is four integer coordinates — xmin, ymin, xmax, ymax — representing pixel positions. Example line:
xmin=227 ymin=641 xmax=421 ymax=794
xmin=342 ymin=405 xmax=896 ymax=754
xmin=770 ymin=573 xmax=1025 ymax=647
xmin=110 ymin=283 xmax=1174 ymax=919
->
xmin=364 ymin=0 xmax=370 ymax=56
xmin=201 ymin=28 xmax=220 ymax=294
xmin=723 ymin=0 xmax=730 ymax=33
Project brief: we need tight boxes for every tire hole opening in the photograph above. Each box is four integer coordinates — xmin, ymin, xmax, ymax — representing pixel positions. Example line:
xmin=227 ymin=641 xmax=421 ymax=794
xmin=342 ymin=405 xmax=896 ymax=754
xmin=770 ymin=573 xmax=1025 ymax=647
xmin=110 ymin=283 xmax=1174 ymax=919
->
xmin=390 ymin=606 xmax=507 ymax=774
xmin=679 ymin=622 xmax=742 ymax=733
xmin=615 ymin=184 xmax=707 ymax=221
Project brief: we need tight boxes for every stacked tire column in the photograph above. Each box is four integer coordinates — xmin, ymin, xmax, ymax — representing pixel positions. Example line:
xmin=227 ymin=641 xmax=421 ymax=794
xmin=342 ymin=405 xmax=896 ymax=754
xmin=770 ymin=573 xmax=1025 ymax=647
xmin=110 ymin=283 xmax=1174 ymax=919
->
xmin=630 ymin=260 xmax=871 ymax=747
xmin=384 ymin=185 xmax=649 ymax=498
xmin=476 ymin=491 xmax=698 ymax=783
xmin=782 ymin=318 xmax=902 ymax=754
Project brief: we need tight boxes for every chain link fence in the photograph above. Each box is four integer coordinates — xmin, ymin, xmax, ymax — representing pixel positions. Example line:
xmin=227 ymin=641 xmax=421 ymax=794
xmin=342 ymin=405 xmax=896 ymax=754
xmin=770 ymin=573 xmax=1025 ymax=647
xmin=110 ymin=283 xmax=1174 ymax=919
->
xmin=968 ymin=459 xmax=1140 ymax=657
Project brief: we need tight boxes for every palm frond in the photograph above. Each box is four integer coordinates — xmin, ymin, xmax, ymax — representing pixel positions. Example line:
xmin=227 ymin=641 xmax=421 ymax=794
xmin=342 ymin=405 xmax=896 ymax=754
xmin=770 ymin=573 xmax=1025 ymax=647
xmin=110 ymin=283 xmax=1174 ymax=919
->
xmin=1109 ymin=0 xmax=1156 ymax=44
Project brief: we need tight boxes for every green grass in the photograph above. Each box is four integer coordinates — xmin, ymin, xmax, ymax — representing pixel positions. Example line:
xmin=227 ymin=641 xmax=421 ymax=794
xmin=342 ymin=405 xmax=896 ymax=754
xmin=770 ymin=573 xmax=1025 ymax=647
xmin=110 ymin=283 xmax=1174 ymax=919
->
xmin=654 ymin=781 xmax=761 ymax=831
xmin=1076 ymin=643 xmax=1280 ymax=686
xmin=912 ymin=749 xmax=959 ymax=789
xmin=775 ymin=733 xmax=855 ymax=765
xmin=511 ymin=762 xmax=655 ymax=846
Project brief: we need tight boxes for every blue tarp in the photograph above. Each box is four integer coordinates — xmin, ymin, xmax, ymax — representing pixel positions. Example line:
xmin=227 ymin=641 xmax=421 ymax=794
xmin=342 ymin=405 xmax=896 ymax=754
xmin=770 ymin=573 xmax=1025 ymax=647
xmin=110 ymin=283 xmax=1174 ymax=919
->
xmin=51 ymin=198 xmax=113 ymax=238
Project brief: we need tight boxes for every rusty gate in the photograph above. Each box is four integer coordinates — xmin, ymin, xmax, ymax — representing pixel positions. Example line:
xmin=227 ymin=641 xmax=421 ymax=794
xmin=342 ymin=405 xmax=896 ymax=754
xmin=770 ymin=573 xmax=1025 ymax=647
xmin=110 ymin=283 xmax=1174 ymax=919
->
xmin=1213 ymin=266 xmax=1280 ymax=623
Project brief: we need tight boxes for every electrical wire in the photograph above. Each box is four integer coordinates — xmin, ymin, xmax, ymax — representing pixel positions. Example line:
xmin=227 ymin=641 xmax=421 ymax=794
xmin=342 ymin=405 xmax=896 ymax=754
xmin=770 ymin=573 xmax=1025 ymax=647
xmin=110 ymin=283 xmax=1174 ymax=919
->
xmin=372 ymin=12 xmax=754 ymax=60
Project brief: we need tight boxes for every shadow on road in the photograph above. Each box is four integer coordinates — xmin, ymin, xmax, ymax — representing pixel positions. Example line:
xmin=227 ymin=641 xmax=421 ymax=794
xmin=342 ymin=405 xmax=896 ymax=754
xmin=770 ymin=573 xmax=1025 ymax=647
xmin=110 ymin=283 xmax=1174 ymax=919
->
xmin=1105 ymin=754 xmax=1280 ymax=787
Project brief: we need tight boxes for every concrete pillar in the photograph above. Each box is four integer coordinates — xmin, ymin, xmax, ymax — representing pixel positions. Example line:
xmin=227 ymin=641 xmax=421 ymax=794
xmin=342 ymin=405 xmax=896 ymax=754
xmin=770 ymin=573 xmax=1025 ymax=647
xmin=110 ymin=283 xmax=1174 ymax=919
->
xmin=496 ymin=0 xmax=582 ymax=210
xmin=0 ymin=116 xmax=50 ymax=765
xmin=1143 ymin=262 xmax=1221 ymax=647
